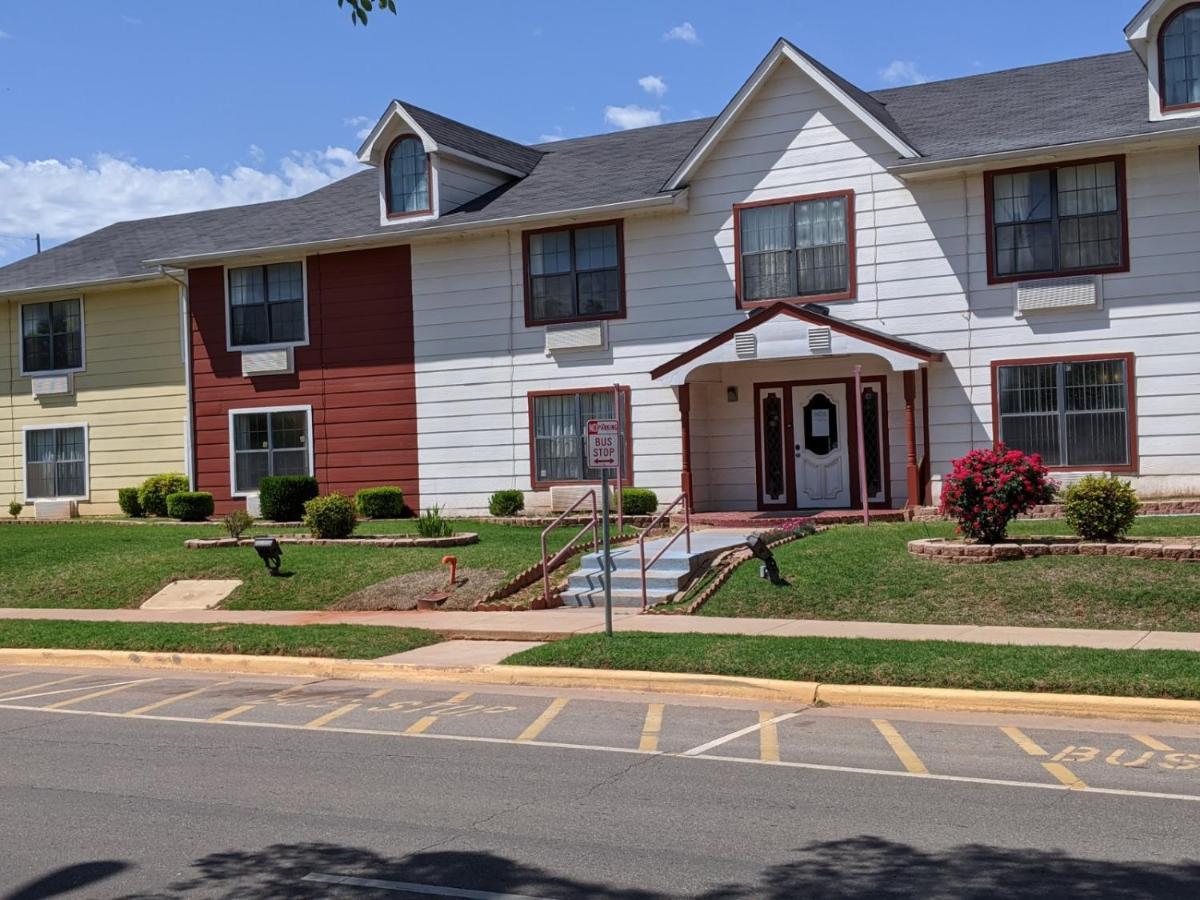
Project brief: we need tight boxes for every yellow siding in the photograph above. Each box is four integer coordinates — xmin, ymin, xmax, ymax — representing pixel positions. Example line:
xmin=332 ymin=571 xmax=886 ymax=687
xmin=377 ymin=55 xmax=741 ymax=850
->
xmin=0 ymin=282 xmax=187 ymax=515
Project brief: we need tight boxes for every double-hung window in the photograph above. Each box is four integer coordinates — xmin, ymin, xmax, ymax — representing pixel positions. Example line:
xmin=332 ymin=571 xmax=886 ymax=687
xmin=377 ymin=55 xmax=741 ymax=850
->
xmin=227 ymin=262 xmax=306 ymax=348
xmin=530 ymin=389 xmax=629 ymax=487
xmin=986 ymin=158 xmax=1128 ymax=282
xmin=25 ymin=426 xmax=87 ymax=499
xmin=524 ymin=222 xmax=624 ymax=325
xmin=21 ymin=299 xmax=83 ymax=374
xmin=994 ymin=356 xmax=1134 ymax=470
xmin=230 ymin=408 xmax=312 ymax=494
xmin=736 ymin=191 xmax=854 ymax=305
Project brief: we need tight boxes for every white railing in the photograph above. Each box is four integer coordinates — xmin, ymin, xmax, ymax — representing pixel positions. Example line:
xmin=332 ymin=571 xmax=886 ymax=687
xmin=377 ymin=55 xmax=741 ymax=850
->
xmin=638 ymin=493 xmax=690 ymax=609
xmin=540 ymin=490 xmax=599 ymax=605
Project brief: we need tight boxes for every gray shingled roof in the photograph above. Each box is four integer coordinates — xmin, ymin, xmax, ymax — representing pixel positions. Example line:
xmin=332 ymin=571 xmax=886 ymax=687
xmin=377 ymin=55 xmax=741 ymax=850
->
xmin=3 ymin=48 xmax=1198 ymax=294
xmin=402 ymin=102 xmax=544 ymax=175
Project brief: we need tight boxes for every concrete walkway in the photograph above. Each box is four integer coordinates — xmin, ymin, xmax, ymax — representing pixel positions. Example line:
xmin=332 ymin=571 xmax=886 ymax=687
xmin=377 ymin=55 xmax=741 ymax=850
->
xmin=0 ymin=607 xmax=1197 ymax=651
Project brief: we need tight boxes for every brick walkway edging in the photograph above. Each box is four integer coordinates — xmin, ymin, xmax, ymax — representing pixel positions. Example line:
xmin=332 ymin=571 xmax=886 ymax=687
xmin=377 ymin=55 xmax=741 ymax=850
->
xmin=184 ymin=534 xmax=479 ymax=549
xmin=909 ymin=537 xmax=1200 ymax=563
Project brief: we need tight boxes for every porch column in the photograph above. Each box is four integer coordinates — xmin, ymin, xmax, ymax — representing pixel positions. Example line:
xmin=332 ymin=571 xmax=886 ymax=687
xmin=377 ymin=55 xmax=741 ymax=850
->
xmin=903 ymin=371 xmax=920 ymax=508
xmin=678 ymin=383 xmax=694 ymax=512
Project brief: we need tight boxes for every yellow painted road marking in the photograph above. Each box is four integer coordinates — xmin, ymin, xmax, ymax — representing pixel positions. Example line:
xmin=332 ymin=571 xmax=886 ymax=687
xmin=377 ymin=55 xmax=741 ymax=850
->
xmin=0 ymin=674 xmax=91 ymax=700
xmin=124 ymin=682 xmax=229 ymax=717
xmin=681 ymin=711 xmax=803 ymax=757
xmin=402 ymin=692 xmax=474 ymax=736
xmin=306 ymin=703 xmax=361 ymax=729
xmin=759 ymin=710 xmax=780 ymax=763
xmin=1133 ymin=734 xmax=1175 ymax=752
xmin=639 ymin=703 xmax=664 ymax=752
xmin=1002 ymin=726 xmax=1048 ymax=757
xmin=873 ymin=719 xmax=929 ymax=775
xmin=1043 ymin=762 xmax=1088 ymax=790
xmin=44 ymin=679 xmax=158 ymax=711
xmin=366 ymin=687 xmax=393 ymax=700
xmin=208 ymin=703 xmax=257 ymax=723
xmin=516 ymin=697 xmax=569 ymax=743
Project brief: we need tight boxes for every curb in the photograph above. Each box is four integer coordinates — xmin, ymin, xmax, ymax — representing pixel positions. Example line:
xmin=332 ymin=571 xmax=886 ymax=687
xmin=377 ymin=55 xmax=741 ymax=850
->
xmin=4 ymin=649 xmax=1200 ymax=721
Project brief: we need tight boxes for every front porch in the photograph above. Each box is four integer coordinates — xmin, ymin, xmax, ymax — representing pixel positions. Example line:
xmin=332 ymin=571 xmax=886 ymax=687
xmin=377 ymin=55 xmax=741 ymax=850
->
xmin=651 ymin=303 xmax=942 ymax=515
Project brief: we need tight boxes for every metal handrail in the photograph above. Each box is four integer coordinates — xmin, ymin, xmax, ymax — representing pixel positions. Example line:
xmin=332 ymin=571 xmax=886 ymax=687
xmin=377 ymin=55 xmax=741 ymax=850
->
xmin=540 ymin=490 xmax=599 ymax=604
xmin=638 ymin=493 xmax=691 ymax=609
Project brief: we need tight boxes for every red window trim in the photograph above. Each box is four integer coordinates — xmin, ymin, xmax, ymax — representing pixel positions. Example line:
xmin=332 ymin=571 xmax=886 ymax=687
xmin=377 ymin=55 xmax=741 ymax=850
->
xmin=733 ymin=189 xmax=857 ymax=309
xmin=384 ymin=135 xmax=433 ymax=220
xmin=527 ymin=386 xmax=633 ymax=491
xmin=521 ymin=219 xmax=627 ymax=328
xmin=983 ymin=155 xmax=1130 ymax=286
xmin=989 ymin=352 xmax=1138 ymax=474
xmin=1159 ymin=3 xmax=1200 ymax=114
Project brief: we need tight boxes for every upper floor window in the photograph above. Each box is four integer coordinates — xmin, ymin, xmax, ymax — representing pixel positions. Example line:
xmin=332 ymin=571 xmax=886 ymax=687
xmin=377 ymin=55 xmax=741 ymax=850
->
xmin=227 ymin=262 xmax=307 ymax=349
xmin=985 ymin=158 xmax=1128 ymax=283
xmin=523 ymin=221 xmax=625 ymax=326
xmin=735 ymin=191 xmax=855 ymax=306
xmin=21 ymin=298 xmax=83 ymax=374
xmin=385 ymin=136 xmax=430 ymax=216
xmin=1161 ymin=4 xmax=1200 ymax=111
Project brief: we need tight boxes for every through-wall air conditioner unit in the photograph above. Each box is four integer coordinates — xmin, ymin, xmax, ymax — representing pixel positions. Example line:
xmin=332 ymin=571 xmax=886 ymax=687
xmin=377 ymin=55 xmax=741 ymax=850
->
xmin=549 ymin=484 xmax=613 ymax=512
xmin=1016 ymin=275 xmax=1102 ymax=316
xmin=31 ymin=373 xmax=73 ymax=398
xmin=34 ymin=499 xmax=76 ymax=520
xmin=241 ymin=347 xmax=294 ymax=377
xmin=1054 ymin=471 xmax=1109 ymax=490
xmin=545 ymin=321 xmax=606 ymax=354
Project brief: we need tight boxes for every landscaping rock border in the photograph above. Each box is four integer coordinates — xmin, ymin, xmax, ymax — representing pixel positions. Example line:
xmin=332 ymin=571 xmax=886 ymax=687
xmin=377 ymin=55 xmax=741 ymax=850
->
xmin=184 ymin=534 xmax=479 ymax=549
xmin=912 ymin=499 xmax=1200 ymax=523
xmin=909 ymin=536 xmax=1200 ymax=563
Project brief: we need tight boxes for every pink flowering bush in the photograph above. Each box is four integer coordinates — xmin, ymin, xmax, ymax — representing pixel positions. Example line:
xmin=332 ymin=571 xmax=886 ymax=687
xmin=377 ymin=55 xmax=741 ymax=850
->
xmin=939 ymin=444 xmax=1055 ymax=544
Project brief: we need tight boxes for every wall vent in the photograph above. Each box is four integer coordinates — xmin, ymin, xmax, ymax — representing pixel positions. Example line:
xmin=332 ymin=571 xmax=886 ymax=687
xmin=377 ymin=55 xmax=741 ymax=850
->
xmin=734 ymin=333 xmax=758 ymax=359
xmin=31 ymin=373 xmax=73 ymax=398
xmin=1016 ymin=275 xmax=1101 ymax=314
xmin=545 ymin=321 xmax=605 ymax=353
xmin=241 ymin=347 xmax=294 ymax=378
xmin=808 ymin=327 xmax=832 ymax=353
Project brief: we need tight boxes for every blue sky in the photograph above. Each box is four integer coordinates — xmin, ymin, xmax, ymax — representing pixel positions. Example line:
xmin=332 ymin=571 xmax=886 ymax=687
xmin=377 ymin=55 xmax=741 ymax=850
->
xmin=0 ymin=0 xmax=1143 ymax=266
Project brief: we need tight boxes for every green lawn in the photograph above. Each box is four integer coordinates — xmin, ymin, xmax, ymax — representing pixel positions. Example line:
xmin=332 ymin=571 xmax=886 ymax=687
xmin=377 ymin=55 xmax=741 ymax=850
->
xmin=701 ymin=518 xmax=1200 ymax=631
xmin=0 ymin=520 xmax=604 ymax=610
xmin=505 ymin=633 xmax=1200 ymax=699
xmin=0 ymin=620 xmax=441 ymax=658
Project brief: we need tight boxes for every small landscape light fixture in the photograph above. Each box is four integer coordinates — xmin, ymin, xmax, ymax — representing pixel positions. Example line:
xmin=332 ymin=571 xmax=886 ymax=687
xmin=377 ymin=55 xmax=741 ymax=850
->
xmin=254 ymin=537 xmax=283 ymax=576
xmin=726 ymin=386 xmax=739 ymax=403
xmin=746 ymin=533 xmax=787 ymax=586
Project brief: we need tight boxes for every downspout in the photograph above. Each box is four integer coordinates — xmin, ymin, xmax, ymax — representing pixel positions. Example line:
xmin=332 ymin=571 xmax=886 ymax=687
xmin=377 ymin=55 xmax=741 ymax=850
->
xmin=159 ymin=266 xmax=195 ymax=490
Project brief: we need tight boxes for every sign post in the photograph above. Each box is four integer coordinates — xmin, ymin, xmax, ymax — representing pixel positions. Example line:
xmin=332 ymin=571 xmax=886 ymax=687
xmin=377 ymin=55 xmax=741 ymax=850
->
xmin=586 ymin=419 xmax=620 ymax=637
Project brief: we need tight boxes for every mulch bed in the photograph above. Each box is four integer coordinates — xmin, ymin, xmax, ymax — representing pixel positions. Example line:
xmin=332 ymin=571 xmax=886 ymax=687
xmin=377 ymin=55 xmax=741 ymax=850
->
xmin=331 ymin=567 xmax=507 ymax=612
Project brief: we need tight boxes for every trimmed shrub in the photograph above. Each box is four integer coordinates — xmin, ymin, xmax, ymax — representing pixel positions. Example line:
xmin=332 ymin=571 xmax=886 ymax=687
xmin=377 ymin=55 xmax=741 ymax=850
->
xmin=1062 ymin=474 xmax=1139 ymax=541
xmin=166 ymin=491 xmax=215 ymax=522
xmin=222 ymin=508 xmax=256 ymax=539
xmin=259 ymin=475 xmax=319 ymax=522
xmin=138 ymin=473 xmax=190 ymax=517
xmin=621 ymin=488 xmax=659 ymax=516
xmin=117 ymin=487 xmax=143 ymax=518
xmin=304 ymin=493 xmax=358 ymax=539
xmin=939 ymin=444 xmax=1055 ymax=544
xmin=415 ymin=504 xmax=454 ymax=538
xmin=356 ymin=486 xmax=405 ymax=519
xmin=488 ymin=489 xmax=525 ymax=517
xmin=8 ymin=500 xmax=21 ymax=520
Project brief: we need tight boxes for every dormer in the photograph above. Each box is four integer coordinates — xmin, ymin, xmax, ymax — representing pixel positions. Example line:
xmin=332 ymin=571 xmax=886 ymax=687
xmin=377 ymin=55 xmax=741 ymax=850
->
xmin=1126 ymin=0 xmax=1200 ymax=120
xmin=357 ymin=100 xmax=544 ymax=225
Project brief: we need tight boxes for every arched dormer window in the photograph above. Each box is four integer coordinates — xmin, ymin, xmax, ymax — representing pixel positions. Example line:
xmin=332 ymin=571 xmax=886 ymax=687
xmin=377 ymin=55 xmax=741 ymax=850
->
xmin=1161 ymin=3 xmax=1200 ymax=111
xmin=385 ymin=135 xmax=430 ymax=216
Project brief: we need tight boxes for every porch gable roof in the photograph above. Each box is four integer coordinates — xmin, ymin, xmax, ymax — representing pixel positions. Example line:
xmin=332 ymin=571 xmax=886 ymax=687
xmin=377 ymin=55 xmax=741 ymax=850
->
xmin=650 ymin=302 xmax=944 ymax=383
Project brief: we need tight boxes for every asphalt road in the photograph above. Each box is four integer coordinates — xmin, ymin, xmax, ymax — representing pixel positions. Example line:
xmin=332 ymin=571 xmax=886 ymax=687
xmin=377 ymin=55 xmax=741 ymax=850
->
xmin=0 ymin=666 xmax=1198 ymax=899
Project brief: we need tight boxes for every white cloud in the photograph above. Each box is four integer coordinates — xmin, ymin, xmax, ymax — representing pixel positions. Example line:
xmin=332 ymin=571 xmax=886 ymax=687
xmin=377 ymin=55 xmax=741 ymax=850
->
xmin=121 ymin=15 xmax=142 ymax=25
xmin=638 ymin=75 xmax=668 ymax=97
xmin=663 ymin=22 xmax=699 ymax=44
xmin=248 ymin=143 xmax=265 ymax=163
xmin=344 ymin=115 xmax=374 ymax=141
xmin=0 ymin=29 xmax=10 ymax=39
xmin=538 ymin=127 xmax=566 ymax=143
xmin=879 ymin=60 xmax=927 ymax=86
xmin=0 ymin=148 xmax=364 ymax=266
xmin=604 ymin=105 xmax=663 ymax=131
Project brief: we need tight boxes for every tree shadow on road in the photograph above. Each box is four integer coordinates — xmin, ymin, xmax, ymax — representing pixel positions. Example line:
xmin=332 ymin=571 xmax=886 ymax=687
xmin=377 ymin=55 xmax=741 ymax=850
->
xmin=86 ymin=836 xmax=1200 ymax=899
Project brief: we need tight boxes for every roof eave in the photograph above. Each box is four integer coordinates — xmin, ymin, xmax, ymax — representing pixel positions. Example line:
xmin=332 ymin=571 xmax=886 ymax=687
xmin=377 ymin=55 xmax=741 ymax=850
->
xmin=0 ymin=271 xmax=167 ymax=301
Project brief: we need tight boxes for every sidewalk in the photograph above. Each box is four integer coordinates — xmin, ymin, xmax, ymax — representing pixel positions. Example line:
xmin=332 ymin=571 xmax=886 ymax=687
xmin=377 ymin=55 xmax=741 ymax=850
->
xmin=0 ymin=607 xmax=1196 ymax=651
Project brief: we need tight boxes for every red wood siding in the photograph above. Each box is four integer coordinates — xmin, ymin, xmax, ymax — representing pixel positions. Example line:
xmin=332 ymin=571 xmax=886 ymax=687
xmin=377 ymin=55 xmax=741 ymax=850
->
xmin=189 ymin=245 xmax=419 ymax=514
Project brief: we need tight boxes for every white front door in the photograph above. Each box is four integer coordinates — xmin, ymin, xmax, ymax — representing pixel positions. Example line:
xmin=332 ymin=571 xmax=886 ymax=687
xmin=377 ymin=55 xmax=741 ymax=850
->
xmin=792 ymin=383 xmax=851 ymax=508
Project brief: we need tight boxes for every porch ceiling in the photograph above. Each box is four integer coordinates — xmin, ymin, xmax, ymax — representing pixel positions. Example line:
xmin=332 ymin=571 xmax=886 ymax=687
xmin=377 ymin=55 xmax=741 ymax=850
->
xmin=651 ymin=302 xmax=943 ymax=386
